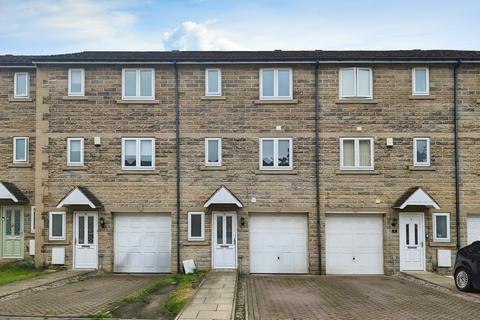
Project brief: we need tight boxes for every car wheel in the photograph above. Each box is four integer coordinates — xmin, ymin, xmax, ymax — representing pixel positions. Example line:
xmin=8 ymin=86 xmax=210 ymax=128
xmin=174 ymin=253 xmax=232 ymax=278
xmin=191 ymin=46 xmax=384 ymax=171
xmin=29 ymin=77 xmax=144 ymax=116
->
xmin=455 ymin=268 xmax=473 ymax=292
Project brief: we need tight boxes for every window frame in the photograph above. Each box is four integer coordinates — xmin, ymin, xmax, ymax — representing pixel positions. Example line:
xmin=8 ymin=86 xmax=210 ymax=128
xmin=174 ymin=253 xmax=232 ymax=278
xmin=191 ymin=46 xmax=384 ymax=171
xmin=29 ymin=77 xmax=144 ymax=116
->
xmin=30 ymin=206 xmax=35 ymax=233
xmin=49 ymin=211 xmax=66 ymax=241
xmin=14 ymin=72 xmax=29 ymax=98
xmin=339 ymin=67 xmax=373 ymax=99
xmin=205 ymin=68 xmax=222 ymax=96
xmin=188 ymin=212 xmax=205 ymax=241
xmin=433 ymin=212 xmax=450 ymax=242
xmin=13 ymin=137 xmax=29 ymax=163
xmin=67 ymin=138 xmax=84 ymax=166
xmin=121 ymin=68 xmax=155 ymax=100
xmin=205 ymin=138 xmax=222 ymax=166
xmin=121 ymin=138 xmax=155 ymax=170
xmin=259 ymin=138 xmax=293 ymax=170
xmin=339 ymin=137 xmax=375 ymax=171
xmin=259 ymin=68 xmax=293 ymax=100
xmin=412 ymin=67 xmax=430 ymax=96
xmin=68 ymin=68 xmax=85 ymax=96
xmin=413 ymin=138 xmax=430 ymax=167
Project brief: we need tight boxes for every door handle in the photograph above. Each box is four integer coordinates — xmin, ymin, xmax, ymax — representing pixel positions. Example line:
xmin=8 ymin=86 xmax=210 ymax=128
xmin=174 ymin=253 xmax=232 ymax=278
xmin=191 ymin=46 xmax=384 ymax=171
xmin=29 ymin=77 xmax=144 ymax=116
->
xmin=353 ymin=257 xmax=356 ymax=261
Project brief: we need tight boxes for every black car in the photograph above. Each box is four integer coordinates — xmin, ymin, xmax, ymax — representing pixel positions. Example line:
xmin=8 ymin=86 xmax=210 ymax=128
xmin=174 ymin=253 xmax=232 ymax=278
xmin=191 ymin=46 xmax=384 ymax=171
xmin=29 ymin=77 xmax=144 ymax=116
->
xmin=454 ymin=241 xmax=480 ymax=291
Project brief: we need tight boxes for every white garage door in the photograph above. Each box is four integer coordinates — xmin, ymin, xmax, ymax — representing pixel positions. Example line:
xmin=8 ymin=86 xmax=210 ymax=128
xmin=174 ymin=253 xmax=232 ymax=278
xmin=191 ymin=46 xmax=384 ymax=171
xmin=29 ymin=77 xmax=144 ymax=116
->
xmin=114 ymin=213 xmax=171 ymax=273
xmin=467 ymin=215 xmax=480 ymax=244
xmin=326 ymin=215 xmax=383 ymax=275
xmin=250 ymin=214 xmax=308 ymax=273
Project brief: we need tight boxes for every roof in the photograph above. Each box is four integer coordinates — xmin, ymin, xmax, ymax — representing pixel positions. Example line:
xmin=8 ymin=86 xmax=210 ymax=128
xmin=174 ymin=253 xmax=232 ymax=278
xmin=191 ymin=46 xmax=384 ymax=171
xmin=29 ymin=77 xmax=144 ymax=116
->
xmin=56 ymin=186 xmax=102 ymax=209
xmin=204 ymin=186 xmax=243 ymax=208
xmin=0 ymin=55 xmax=40 ymax=67
xmin=0 ymin=181 xmax=29 ymax=203
xmin=393 ymin=187 xmax=440 ymax=209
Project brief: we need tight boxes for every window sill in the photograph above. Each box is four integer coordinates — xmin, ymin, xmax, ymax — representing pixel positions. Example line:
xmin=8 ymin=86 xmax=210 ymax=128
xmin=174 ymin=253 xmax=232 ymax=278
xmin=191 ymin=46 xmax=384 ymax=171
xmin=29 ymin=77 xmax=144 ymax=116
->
xmin=62 ymin=96 xmax=89 ymax=101
xmin=428 ymin=242 xmax=455 ymax=247
xmin=254 ymin=99 xmax=298 ymax=105
xmin=255 ymin=169 xmax=297 ymax=175
xmin=199 ymin=165 xmax=227 ymax=171
xmin=116 ymin=100 xmax=159 ymax=105
xmin=409 ymin=95 xmax=435 ymax=100
xmin=184 ymin=241 xmax=210 ymax=246
xmin=8 ymin=163 xmax=32 ymax=168
xmin=8 ymin=98 xmax=33 ymax=102
xmin=63 ymin=166 xmax=88 ymax=171
xmin=335 ymin=99 xmax=378 ymax=104
xmin=409 ymin=165 xmax=436 ymax=171
xmin=201 ymin=96 xmax=226 ymax=101
xmin=116 ymin=170 xmax=159 ymax=175
xmin=336 ymin=170 xmax=379 ymax=175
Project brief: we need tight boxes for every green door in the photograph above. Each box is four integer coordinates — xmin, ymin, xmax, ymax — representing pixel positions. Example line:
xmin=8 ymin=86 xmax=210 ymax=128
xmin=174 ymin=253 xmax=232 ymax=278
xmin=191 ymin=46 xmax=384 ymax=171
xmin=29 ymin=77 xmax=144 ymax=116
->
xmin=2 ymin=206 xmax=23 ymax=258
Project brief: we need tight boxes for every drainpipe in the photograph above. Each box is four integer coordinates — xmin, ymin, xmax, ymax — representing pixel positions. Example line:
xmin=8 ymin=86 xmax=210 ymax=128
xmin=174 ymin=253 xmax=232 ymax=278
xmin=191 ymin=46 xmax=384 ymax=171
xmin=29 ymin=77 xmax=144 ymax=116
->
xmin=314 ymin=61 xmax=322 ymax=274
xmin=174 ymin=62 xmax=181 ymax=272
xmin=453 ymin=61 xmax=462 ymax=250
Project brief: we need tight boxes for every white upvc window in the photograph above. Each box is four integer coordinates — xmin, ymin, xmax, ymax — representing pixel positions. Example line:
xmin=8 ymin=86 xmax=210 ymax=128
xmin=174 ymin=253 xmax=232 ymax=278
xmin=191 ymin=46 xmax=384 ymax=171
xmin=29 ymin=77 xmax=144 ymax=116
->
xmin=205 ymin=69 xmax=222 ymax=96
xmin=433 ymin=212 xmax=450 ymax=242
xmin=339 ymin=67 xmax=373 ymax=99
xmin=68 ymin=68 xmax=85 ymax=96
xmin=49 ymin=212 xmax=66 ymax=241
xmin=205 ymin=138 xmax=222 ymax=166
xmin=13 ymin=137 xmax=29 ymax=163
xmin=30 ymin=206 xmax=35 ymax=233
xmin=188 ymin=212 xmax=205 ymax=241
xmin=67 ymin=138 xmax=84 ymax=166
xmin=413 ymin=138 xmax=430 ymax=166
xmin=340 ymin=137 xmax=374 ymax=170
xmin=121 ymin=138 xmax=155 ymax=170
xmin=412 ymin=67 xmax=429 ymax=96
xmin=122 ymin=68 xmax=155 ymax=100
xmin=259 ymin=68 xmax=293 ymax=100
xmin=14 ymin=72 xmax=29 ymax=98
xmin=259 ymin=138 xmax=293 ymax=170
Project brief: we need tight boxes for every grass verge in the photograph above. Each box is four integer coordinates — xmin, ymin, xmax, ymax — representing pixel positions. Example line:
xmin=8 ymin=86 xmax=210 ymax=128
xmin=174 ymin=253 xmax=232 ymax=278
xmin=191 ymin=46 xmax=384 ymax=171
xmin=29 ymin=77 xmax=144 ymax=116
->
xmin=0 ymin=260 xmax=44 ymax=286
xmin=165 ymin=271 xmax=207 ymax=316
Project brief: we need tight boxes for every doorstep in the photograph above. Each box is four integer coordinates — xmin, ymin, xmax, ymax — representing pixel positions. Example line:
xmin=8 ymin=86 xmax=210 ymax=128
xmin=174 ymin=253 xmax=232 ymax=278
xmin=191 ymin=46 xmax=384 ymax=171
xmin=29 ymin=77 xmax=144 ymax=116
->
xmin=400 ymin=271 xmax=456 ymax=291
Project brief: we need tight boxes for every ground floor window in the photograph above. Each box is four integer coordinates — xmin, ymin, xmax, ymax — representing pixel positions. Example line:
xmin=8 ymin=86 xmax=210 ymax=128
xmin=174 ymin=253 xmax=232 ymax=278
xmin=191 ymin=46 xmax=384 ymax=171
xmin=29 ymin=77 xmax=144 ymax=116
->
xmin=49 ymin=212 xmax=66 ymax=241
xmin=433 ymin=212 xmax=450 ymax=242
xmin=188 ymin=212 xmax=205 ymax=241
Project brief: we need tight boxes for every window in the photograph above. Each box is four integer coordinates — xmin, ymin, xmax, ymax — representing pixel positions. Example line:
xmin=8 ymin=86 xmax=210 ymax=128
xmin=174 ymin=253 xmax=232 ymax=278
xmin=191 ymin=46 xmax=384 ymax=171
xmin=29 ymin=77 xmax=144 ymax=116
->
xmin=260 ymin=68 xmax=292 ymax=100
xmin=412 ymin=67 xmax=429 ymax=96
xmin=205 ymin=69 xmax=221 ymax=96
xmin=68 ymin=69 xmax=85 ymax=96
xmin=49 ymin=212 xmax=66 ymax=241
xmin=14 ymin=72 xmax=29 ymax=98
xmin=188 ymin=212 xmax=205 ymax=241
xmin=339 ymin=67 xmax=372 ymax=99
xmin=122 ymin=69 xmax=155 ymax=100
xmin=122 ymin=138 xmax=155 ymax=170
xmin=13 ymin=137 xmax=28 ymax=163
xmin=205 ymin=138 xmax=222 ymax=166
xmin=67 ymin=138 xmax=84 ymax=166
xmin=413 ymin=138 xmax=430 ymax=166
xmin=259 ymin=138 xmax=293 ymax=170
xmin=30 ymin=206 xmax=35 ymax=233
xmin=433 ymin=213 xmax=450 ymax=242
xmin=340 ymin=138 xmax=374 ymax=170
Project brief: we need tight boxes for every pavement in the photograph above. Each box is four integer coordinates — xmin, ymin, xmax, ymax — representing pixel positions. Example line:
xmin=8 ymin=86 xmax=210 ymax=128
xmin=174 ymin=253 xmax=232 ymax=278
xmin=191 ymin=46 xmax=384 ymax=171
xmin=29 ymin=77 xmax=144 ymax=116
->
xmin=248 ymin=275 xmax=480 ymax=320
xmin=402 ymin=271 xmax=456 ymax=290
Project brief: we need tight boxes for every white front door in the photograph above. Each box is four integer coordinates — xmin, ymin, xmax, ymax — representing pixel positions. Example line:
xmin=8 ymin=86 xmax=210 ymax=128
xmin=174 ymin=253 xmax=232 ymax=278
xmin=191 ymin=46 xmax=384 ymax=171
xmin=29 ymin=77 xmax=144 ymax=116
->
xmin=399 ymin=213 xmax=425 ymax=271
xmin=467 ymin=215 xmax=480 ymax=244
xmin=74 ymin=212 xmax=98 ymax=269
xmin=212 ymin=212 xmax=236 ymax=269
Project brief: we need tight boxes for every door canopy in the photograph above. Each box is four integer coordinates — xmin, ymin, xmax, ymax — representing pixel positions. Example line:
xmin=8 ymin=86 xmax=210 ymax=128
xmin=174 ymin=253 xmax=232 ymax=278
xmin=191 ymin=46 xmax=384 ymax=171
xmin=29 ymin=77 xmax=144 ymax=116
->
xmin=0 ymin=182 xmax=28 ymax=203
xmin=394 ymin=187 xmax=440 ymax=209
xmin=204 ymin=186 xmax=243 ymax=208
xmin=56 ymin=186 xmax=102 ymax=209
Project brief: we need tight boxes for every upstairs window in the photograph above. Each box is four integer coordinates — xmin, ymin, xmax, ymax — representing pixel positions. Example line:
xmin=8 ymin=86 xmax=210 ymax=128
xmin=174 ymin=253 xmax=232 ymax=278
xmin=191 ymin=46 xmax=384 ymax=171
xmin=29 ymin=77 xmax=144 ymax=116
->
xmin=413 ymin=138 xmax=430 ymax=166
xmin=122 ymin=69 xmax=154 ymax=100
xmin=122 ymin=138 xmax=155 ymax=170
xmin=68 ymin=69 xmax=85 ymax=96
xmin=412 ymin=67 xmax=429 ymax=96
xmin=260 ymin=68 xmax=292 ymax=100
xmin=340 ymin=138 xmax=374 ymax=170
xmin=205 ymin=69 xmax=221 ymax=96
xmin=13 ymin=137 xmax=28 ymax=163
xmin=260 ymin=138 xmax=293 ymax=170
xmin=14 ymin=72 xmax=29 ymax=98
xmin=205 ymin=138 xmax=222 ymax=166
xmin=67 ymin=138 xmax=84 ymax=166
xmin=339 ymin=67 xmax=372 ymax=99
xmin=433 ymin=213 xmax=450 ymax=242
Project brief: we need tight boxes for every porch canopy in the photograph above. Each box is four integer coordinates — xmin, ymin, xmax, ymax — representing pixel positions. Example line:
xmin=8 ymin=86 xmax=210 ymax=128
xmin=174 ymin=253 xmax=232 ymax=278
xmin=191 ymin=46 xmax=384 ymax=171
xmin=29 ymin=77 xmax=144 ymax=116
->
xmin=393 ymin=186 xmax=440 ymax=209
xmin=56 ymin=186 xmax=102 ymax=209
xmin=204 ymin=186 xmax=243 ymax=208
xmin=0 ymin=181 xmax=29 ymax=203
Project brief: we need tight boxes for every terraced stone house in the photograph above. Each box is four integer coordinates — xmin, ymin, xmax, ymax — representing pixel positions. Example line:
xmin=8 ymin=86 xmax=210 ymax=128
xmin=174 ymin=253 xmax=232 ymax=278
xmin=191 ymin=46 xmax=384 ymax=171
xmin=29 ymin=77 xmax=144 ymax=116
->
xmin=0 ymin=50 xmax=479 ymax=275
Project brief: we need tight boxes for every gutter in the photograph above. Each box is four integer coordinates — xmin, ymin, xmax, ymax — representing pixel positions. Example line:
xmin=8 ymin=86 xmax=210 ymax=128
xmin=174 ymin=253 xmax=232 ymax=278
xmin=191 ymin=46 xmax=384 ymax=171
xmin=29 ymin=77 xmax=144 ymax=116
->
xmin=314 ymin=61 xmax=322 ymax=274
xmin=453 ymin=60 xmax=462 ymax=249
xmin=174 ymin=61 xmax=181 ymax=272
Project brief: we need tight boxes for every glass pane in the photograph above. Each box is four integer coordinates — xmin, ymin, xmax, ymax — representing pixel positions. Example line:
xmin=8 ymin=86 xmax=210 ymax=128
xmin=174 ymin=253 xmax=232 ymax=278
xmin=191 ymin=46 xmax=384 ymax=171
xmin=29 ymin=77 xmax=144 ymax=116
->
xmin=5 ymin=210 xmax=12 ymax=236
xmin=124 ymin=140 xmax=136 ymax=167
xmin=69 ymin=140 xmax=81 ymax=163
xmin=341 ymin=69 xmax=355 ymax=97
xmin=52 ymin=214 xmax=63 ymax=237
xmin=359 ymin=140 xmax=372 ymax=167
xmin=14 ymin=209 xmax=21 ymax=236
xmin=216 ymin=216 xmax=223 ymax=245
xmin=207 ymin=70 xmax=219 ymax=94
xmin=88 ymin=216 xmax=94 ymax=244
xmin=415 ymin=69 xmax=427 ymax=93
xmin=70 ymin=70 xmax=82 ymax=93
xmin=416 ymin=140 xmax=428 ymax=163
xmin=78 ymin=216 xmax=85 ymax=244
xmin=262 ymin=140 xmax=274 ymax=167
xmin=278 ymin=140 xmax=290 ymax=167
xmin=278 ymin=70 xmax=290 ymax=97
xmin=342 ymin=140 xmax=355 ymax=167
xmin=262 ymin=70 xmax=274 ymax=97
xmin=16 ymin=73 xmax=27 ymax=96
xmin=414 ymin=223 xmax=418 ymax=245
xmin=124 ymin=70 xmax=136 ymax=96
xmin=190 ymin=214 xmax=202 ymax=238
xmin=226 ymin=216 xmax=233 ymax=244
xmin=140 ymin=140 xmax=153 ymax=167
xmin=436 ymin=216 xmax=448 ymax=239
xmin=357 ymin=69 xmax=371 ymax=97
xmin=406 ymin=224 xmax=409 ymax=245
xmin=140 ymin=70 xmax=152 ymax=97
xmin=207 ymin=140 xmax=219 ymax=163
xmin=15 ymin=138 xmax=26 ymax=161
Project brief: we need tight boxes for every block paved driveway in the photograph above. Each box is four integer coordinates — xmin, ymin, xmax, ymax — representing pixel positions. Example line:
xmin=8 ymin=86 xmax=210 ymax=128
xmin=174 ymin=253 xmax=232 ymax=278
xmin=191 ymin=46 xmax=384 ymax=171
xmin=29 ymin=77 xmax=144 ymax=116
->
xmin=248 ymin=275 xmax=480 ymax=320
xmin=0 ymin=274 xmax=160 ymax=317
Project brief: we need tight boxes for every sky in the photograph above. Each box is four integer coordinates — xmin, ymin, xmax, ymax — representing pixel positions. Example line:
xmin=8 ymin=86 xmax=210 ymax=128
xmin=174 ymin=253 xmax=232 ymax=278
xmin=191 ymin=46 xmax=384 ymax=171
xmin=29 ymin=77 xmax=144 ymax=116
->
xmin=0 ymin=0 xmax=479 ymax=54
